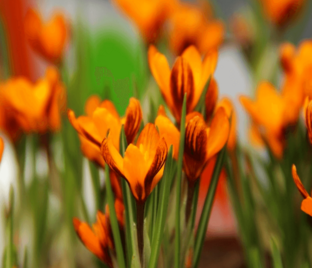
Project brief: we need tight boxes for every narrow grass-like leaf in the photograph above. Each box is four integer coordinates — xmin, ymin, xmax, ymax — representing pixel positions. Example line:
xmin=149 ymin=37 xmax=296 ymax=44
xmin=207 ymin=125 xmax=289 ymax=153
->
xmin=5 ymin=187 xmax=14 ymax=268
xmin=148 ymin=146 xmax=174 ymax=268
xmin=193 ymin=146 xmax=226 ymax=268
xmin=270 ymin=237 xmax=283 ymax=268
xmin=190 ymin=181 xmax=200 ymax=229
xmin=175 ymin=93 xmax=187 ymax=268
xmin=105 ymin=164 xmax=126 ymax=268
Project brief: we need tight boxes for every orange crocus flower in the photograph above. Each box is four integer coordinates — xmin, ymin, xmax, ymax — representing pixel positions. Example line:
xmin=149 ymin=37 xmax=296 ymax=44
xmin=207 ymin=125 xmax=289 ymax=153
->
xmin=24 ymin=8 xmax=67 ymax=63
xmin=168 ymin=3 xmax=224 ymax=55
xmin=113 ymin=0 xmax=176 ymax=43
xmin=260 ymin=0 xmax=305 ymax=27
xmin=101 ymin=123 xmax=168 ymax=202
xmin=73 ymin=211 xmax=113 ymax=267
xmin=292 ymin=165 xmax=312 ymax=216
xmin=304 ymin=98 xmax=312 ymax=144
xmin=0 ymin=67 xmax=65 ymax=140
xmin=0 ymin=138 xmax=4 ymax=162
xmin=240 ymin=82 xmax=294 ymax=158
xmin=183 ymin=107 xmax=229 ymax=183
xmin=148 ymin=45 xmax=217 ymax=123
xmin=68 ymin=97 xmax=142 ymax=167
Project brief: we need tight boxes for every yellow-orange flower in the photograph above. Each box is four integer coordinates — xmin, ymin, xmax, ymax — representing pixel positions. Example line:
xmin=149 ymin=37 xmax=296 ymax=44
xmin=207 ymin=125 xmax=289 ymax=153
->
xmin=168 ymin=3 xmax=224 ymax=55
xmin=240 ymin=82 xmax=295 ymax=158
xmin=113 ymin=0 xmax=175 ymax=43
xmin=101 ymin=123 xmax=168 ymax=202
xmin=148 ymin=45 xmax=217 ymax=123
xmin=155 ymin=114 xmax=180 ymax=159
xmin=260 ymin=0 xmax=305 ymax=27
xmin=292 ymin=165 xmax=312 ymax=216
xmin=183 ymin=107 xmax=229 ymax=183
xmin=73 ymin=211 xmax=113 ymax=267
xmin=0 ymin=138 xmax=4 ymax=162
xmin=0 ymin=67 xmax=65 ymax=140
xmin=68 ymin=97 xmax=142 ymax=167
xmin=24 ymin=8 xmax=68 ymax=63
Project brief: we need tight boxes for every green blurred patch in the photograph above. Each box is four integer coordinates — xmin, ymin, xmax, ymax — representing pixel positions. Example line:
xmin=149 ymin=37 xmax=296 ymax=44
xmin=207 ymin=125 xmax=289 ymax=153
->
xmin=71 ymin=19 xmax=147 ymax=116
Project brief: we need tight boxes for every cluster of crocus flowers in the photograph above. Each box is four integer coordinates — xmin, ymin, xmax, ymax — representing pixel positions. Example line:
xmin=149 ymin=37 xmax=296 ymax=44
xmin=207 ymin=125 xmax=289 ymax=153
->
xmin=24 ymin=8 xmax=68 ymax=63
xmin=148 ymin=45 xmax=217 ymax=124
xmin=292 ymin=165 xmax=312 ymax=216
xmin=73 ymin=200 xmax=125 ymax=267
xmin=168 ymin=3 xmax=224 ymax=55
xmin=68 ymin=97 xmax=142 ymax=167
xmin=0 ymin=67 xmax=66 ymax=141
xmin=259 ymin=0 xmax=305 ymax=27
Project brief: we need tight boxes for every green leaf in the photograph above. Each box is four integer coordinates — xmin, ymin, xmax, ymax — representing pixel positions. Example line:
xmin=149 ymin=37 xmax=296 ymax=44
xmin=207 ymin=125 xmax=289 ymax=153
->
xmin=270 ymin=237 xmax=283 ymax=268
xmin=105 ymin=164 xmax=126 ymax=268
xmin=175 ymin=93 xmax=187 ymax=268
xmin=193 ymin=146 xmax=227 ymax=268
xmin=148 ymin=146 xmax=174 ymax=268
xmin=5 ymin=186 xmax=14 ymax=268
xmin=143 ymin=219 xmax=151 ymax=268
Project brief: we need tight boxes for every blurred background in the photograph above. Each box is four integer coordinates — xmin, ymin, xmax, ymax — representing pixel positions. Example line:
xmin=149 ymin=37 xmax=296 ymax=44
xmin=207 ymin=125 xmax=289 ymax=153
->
xmin=0 ymin=0 xmax=312 ymax=267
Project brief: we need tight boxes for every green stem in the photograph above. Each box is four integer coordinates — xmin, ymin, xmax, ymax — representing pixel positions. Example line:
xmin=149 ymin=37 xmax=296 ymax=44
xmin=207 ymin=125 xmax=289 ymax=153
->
xmin=185 ymin=182 xmax=195 ymax=227
xmin=136 ymin=201 xmax=145 ymax=267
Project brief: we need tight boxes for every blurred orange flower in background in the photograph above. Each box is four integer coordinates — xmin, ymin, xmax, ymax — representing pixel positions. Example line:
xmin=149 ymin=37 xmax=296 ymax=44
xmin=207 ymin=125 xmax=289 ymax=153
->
xmin=25 ymin=8 xmax=68 ymax=63
xmin=68 ymin=97 xmax=142 ymax=167
xmin=148 ymin=45 xmax=218 ymax=123
xmin=204 ymin=77 xmax=219 ymax=121
xmin=113 ymin=0 xmax=176 ymax=43
xmin=260 ymin=0 xmax=305 ymax=27
xmin=183 ymin=107 xmax=229 ymax=183
xmin=240 ymin=82 xmax=299 ymax=158
xmin=0 ymin=67 xmax=66 ymax=140
xmin=73 ymin=211 xmax=114 ymax=267
xmin=101 ymin=123 xmax=167 ymax=202
xmin=292 ymin=165 xmax=312 ymax=216
xmin=168 ymin=3 xmax=224 ymax=55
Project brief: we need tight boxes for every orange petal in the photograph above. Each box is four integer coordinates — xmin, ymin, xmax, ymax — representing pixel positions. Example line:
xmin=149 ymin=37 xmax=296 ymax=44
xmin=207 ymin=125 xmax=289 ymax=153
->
xmin=124 ymin=98 xmax=142 ymax=144
xmin=155 ymin=115 xmax=180 ymax=159
xmin=170 ymin=57 xmax=195 ymax=120
xmin=122 ymin=144 xmax=149 ymax=201
xmin=206 ymin=107 xmax=229 ymax=159
xmin=92 ymin=107 xmax=121 ymax=149
xmin=73 ymin=218 xmax=107 ymax=262
xmin=181 ymin=46 xmax=202 ymax=94
xmin=280 ymin=43 xmax=295 ymax=72
xmin=292 ymin=164 xmax=309 ymax=199
xmin=24 ymin=9 xmax=42 ymax=45
xmin=101 ymin=138 xmax=124 ymax=178
xmin=148 ymin=46 xmax=173 ymax=110
xmin=301 ymin=197 xmax=312 ymax=217
xmin=68 ymin=109 xmax=102 ymax=147
xmin=305 ymin=100 xmax=312 ymax=144
xmin=144 ymin=137 xmax=168 ymax=196
xmin=201 ymin=49 xmax=218 ymax=90
xmin=100 ymin=100 xmax=120 ymax=119
xmin=136 ymin=123 xmax=160 ymax=153
xmin=205 ymin=77 xmax=218 ymax=121
xmin=157 ymin=105 xmax=167 ymax=117
xmin=0 ymin=138 xmax=4 ymax=162
xmin=184 ymin=115 xmax=208 ymax=182
xmin=217 ymin=97 xmax=236 ymax=151
xmin=85 ymin=95 xmax=101 ymax=116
